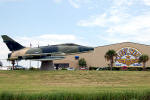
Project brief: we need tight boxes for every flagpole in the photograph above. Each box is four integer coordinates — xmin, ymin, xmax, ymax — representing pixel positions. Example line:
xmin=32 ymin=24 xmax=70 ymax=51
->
xmin=29 ymin=43 xmax=32 ymax=69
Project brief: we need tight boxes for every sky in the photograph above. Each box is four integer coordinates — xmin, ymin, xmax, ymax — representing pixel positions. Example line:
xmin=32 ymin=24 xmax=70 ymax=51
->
xmin=0 ymin=0 xmax=150 ymax=67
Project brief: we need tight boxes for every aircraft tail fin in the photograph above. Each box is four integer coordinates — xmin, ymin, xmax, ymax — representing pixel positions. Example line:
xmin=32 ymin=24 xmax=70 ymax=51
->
xmin=1 ymin=35 xmax=25 ymax=51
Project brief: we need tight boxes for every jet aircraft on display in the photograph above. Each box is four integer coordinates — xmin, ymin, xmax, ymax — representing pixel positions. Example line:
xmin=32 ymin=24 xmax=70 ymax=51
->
xmin=1 ymin=35 xmax=94 ymax=70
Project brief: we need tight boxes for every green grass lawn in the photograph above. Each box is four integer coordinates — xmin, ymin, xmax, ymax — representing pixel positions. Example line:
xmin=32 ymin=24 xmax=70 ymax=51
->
xmin=0 ymin=70 xmax=150 ymax=93
xmin=0 ymin=70 xmax=150 ymax=100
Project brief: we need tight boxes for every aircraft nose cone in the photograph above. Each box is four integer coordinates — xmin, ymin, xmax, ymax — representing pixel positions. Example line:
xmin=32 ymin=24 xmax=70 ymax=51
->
xmin=89 ymin=47 xmax=94 ymax=51
xmin=79 ymin=46 xmax=94 ymax=52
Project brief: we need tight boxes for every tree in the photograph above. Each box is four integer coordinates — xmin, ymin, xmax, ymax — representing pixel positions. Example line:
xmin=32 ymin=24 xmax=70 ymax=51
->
xmin=104 ymin=49 xmax=117 ymax=70
xmin=138 ymin=54 xmax=149 ymax=70
xmin=78 ymin=58 xmax=87 ymax=67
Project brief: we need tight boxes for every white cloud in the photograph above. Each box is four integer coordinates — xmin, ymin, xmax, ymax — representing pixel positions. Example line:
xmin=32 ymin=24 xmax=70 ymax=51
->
xmin=98 ymin=32 xmax=150 ymax=45
xmin=78 ymin=0 xmax=150 ymax=44
xmin=144 ymin=0 xmax=150 ymax=6
xmin=100 ymin=12 xmax=150 ymax=44
xmin=17 ymin=34 xmax=79 ymax=47
xmin=68 ymin=0 xmax=80 ymax=8
xmin=78 ymin=14 xmax=107 ymax=27
xmin=0 ymin=38 xmax=10 ymax=66
xmin=78 ymin=12 xmax=129 ymax=27
xmin=0 ymin=39 xmax=10 ymax=58
xmin=112 ymin=0 xmax=133 ymax=7
xmin=68 ymin=0 xmax=92 ymax=8
xmin=56 ymin=0 xmax=135 ymax=9
xmin=39 ymin=34 xmax=76 ymax=41
xmin=107 ymin=13 xmax=150 ymax=35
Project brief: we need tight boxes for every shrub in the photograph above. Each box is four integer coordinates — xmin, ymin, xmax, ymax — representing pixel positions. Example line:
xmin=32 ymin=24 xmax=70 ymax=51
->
xmin=89 ymin=67 xmax=98 ymax=70
xmin=78 ymin=58 xmax=87 ymax=67
xmin=29 ymin=67 xmax=40 ymax=70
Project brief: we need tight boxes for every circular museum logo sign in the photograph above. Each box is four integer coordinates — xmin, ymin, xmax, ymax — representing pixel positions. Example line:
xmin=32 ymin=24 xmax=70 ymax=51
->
xmin=115 ymin=47 xmax=142 ymax=67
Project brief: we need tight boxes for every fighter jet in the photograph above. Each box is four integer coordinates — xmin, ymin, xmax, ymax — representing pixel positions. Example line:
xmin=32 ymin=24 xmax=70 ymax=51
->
xmin=1 ymin=35 xmax=94 ymax=70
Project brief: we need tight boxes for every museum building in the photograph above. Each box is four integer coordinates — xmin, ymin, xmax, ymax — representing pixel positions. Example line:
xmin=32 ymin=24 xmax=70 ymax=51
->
xmin=54 ymin=42 xmax=150 ymax=68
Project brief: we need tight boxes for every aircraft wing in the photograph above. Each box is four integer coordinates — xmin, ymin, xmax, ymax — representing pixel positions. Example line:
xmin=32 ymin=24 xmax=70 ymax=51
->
xmin=25 ymin=53 xmax=65 ymax=56
xmin=23 ymin=52 xmax=66 ymax=61
xmin=27 ymin=56 xmax=65 ymax=61
xmin=65 ymin=50 xmax=94 ymax=55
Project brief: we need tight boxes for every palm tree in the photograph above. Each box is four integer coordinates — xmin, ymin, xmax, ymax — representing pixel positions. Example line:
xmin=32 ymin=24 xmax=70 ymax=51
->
xmin=138 ymin=54 xmax=149 ymax=70
xmin=105 ymin=49 xmax=117 ymax=70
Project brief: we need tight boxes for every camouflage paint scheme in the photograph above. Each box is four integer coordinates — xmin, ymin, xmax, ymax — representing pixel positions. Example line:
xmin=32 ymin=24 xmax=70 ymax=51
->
xmin=2 ymin=35 xmax=94 ymax=61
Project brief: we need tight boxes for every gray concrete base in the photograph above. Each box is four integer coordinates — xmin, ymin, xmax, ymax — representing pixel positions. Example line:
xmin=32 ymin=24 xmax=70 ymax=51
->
xmin=40 ymin=61 xmax=54 ymax=70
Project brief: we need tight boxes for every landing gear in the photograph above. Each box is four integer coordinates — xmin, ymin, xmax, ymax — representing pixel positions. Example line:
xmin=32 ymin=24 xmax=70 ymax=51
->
xmin=40 ymin=61 xmax=54 ymax=70
xmin=11 ymin=60 xmax=15 ymax=70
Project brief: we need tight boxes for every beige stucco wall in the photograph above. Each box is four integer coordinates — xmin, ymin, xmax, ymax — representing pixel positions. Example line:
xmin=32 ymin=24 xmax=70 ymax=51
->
xmin=54 ymin=42 xmax=150 ymax=68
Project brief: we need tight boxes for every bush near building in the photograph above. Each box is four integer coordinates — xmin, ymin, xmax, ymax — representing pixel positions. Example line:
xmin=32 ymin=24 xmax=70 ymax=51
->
xmin=78 ymin=58 xmax=87 ymax=68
